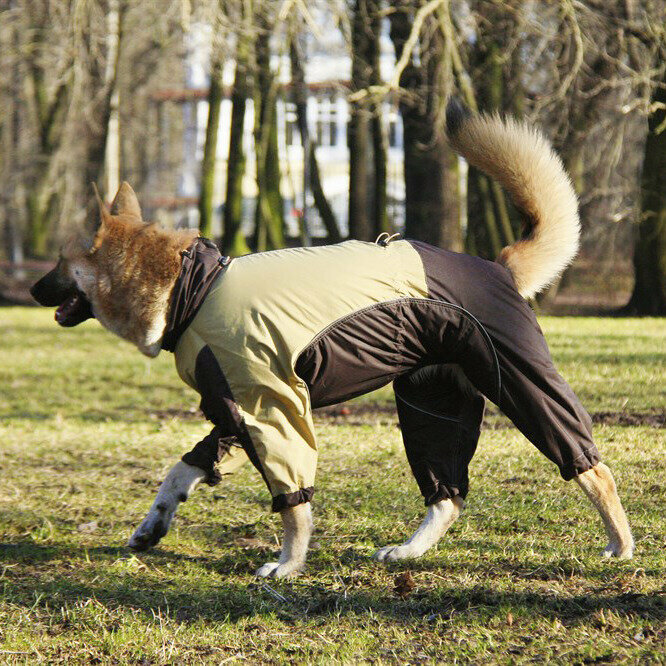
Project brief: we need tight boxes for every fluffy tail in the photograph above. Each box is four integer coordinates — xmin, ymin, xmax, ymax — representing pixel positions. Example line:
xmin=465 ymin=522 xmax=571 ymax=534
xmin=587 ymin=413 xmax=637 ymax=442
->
xmin=446 ymin=99 xmax=580 ymax=299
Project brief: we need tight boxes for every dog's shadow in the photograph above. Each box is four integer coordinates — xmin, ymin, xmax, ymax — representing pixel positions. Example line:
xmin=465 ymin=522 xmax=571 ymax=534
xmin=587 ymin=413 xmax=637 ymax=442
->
xmin=1 ymin=540 xmax=664 ymax=627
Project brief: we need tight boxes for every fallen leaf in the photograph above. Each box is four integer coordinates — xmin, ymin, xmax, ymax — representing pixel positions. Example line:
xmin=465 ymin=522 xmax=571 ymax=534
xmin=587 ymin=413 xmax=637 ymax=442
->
xmin=394 ymin=571 xmax=416 ymax=597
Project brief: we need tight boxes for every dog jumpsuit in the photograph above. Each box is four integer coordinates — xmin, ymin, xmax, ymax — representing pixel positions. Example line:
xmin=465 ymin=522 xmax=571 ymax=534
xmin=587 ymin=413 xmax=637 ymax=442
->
xmin=162 ymin=237 xmax=600 ymax=511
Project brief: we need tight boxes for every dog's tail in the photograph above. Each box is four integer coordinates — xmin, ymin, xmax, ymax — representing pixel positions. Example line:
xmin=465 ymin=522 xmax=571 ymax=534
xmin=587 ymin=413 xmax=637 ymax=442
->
xmin=446 ymin=98 xmax=580 ymax=299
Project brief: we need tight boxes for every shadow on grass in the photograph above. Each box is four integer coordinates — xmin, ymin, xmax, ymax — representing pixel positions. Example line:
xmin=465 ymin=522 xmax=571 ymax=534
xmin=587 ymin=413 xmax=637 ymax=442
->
xmin=1 ymin=541 xmax=664 ymax=627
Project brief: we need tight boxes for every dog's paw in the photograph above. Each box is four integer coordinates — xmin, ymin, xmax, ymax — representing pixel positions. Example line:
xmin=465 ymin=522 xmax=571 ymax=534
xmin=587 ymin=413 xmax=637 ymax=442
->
xmin=255 ymin=561 xmax=302 ymax=578
xmin=373 ymin=544 xmax=419 ymax=562
xmin=128 ymin=519 xmax=168 ymax=552
xmin=603 ymin=540 xmax=634 ymax=559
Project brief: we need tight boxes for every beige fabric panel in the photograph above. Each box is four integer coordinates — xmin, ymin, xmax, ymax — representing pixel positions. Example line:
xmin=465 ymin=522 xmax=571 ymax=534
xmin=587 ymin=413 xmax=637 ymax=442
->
xmin=174 ymin=327 xmax=205 ymax=390
xmin=174 ymin=240 xmax=428 ymax=499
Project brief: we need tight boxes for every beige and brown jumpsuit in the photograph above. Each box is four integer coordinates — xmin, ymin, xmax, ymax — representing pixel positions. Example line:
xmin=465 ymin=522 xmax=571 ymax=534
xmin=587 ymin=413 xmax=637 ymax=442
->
xmin=163 ymin=238 xmax=600 ymax=511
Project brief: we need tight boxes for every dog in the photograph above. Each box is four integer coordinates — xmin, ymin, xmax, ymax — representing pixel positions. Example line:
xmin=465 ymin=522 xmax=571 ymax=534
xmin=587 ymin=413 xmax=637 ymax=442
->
xmin=31 ymin=102 xmax=633 ymax=578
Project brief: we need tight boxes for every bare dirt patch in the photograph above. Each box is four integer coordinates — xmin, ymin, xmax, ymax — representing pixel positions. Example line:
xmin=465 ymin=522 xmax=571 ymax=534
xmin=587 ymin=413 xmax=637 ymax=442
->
xmin=314 ymin=404 xmax=665 ymax=428
xmin=591 ymin=411 xmax=666 ymax=428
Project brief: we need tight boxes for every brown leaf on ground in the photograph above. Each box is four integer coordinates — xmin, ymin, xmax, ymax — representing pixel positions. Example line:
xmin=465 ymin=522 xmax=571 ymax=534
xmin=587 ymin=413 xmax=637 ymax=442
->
xmin=394 ymin=571 xmax=416 ymax=597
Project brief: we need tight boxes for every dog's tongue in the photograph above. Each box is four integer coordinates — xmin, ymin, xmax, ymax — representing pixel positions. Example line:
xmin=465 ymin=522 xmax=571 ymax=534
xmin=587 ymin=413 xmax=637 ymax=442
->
xmin=55 ymin=292 xmax=94 ymax=327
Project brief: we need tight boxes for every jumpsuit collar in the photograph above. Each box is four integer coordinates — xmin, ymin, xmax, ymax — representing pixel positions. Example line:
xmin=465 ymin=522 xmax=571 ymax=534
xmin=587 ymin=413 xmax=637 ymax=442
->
xmin=161 ymin=237 xmax=231 ymax=353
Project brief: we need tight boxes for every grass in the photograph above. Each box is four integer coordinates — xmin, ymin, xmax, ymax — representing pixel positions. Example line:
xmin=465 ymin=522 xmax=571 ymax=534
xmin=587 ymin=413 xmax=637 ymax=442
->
xmin=0 ymin=308 xmax=664 ymax=664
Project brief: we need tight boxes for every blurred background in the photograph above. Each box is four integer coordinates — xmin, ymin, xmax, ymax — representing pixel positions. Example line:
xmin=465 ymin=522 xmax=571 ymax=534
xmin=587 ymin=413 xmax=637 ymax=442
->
xmin=0 ymin=0 xmax=665 ymax=314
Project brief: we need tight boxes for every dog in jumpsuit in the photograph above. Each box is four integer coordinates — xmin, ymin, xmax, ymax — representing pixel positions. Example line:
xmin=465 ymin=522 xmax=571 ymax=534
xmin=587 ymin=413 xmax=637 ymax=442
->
xmin=165 ymin=236 xmax=599 ymax=512
xmin=127 ymin=105 xmax=634 ymax=577
xmin=30 ymin=101 xmax=631 ymax=577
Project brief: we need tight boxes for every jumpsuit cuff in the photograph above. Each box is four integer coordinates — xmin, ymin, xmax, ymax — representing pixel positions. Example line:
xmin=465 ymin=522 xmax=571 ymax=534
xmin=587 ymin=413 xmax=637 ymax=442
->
xmin=271 ymin=487 xmax=315 ymax=512
xmin=424 ymin=484 xmax=465 ymax=506
xmin=181 ymin=452 xmax=222 ymax=486
xmin=181 ymin=431 xmax=241 ymax=486
xmin=559 ymin=447 xmax=601 ymax=481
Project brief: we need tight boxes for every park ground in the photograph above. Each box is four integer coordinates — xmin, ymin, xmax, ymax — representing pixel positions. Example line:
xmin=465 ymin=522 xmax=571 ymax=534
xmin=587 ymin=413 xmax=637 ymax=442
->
xmin=0 ymin=309 xmax=664 ymax=664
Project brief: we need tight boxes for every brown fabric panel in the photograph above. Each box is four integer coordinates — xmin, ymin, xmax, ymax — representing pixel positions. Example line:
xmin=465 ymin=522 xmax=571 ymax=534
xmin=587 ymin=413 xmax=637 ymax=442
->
xmin=295 ymin=298 xmax=500 ymax=408
xmin=271 ymin=487 xmax=315 ymax=512
xmin=181 ymin=428 xmax=237 ymax=485
xmin=410 ymin=240 xmax=600 ymax=479
xmin=394 ymin=364 xmax=485 ymax=503
xmin=407 ymin=240 xmax=520 ymax=314
xmin=162 ymin=238 xmax=230 ymax=352
xmin=194 ymin=345 xmax=272 ymax=491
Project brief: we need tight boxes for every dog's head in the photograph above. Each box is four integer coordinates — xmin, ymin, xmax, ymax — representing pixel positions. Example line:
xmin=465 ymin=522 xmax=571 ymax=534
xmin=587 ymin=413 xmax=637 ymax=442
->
xmin=31 ymin=182 xmax=196 ymax=356
xmin=29 ymin=246 xmax=95 ymax=327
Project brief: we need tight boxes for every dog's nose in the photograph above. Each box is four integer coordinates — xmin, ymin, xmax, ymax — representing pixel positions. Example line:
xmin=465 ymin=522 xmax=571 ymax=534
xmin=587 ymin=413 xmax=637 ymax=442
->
xmin=29 ymin=277 xmax=49 ymax=304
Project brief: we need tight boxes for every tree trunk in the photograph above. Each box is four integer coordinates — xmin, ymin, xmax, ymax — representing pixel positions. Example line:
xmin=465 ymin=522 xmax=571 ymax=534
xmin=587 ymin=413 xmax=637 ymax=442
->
xmin=26 ymin=186 xmax=57 ymax=258
xmin=367 ymin=0 xmax=388 ymax=237
xmin=82 ymin=1 xmax=124 ymax=210
xmin=222 ymin=45 xmax=251 ymax=256
xmin=252 ymin=16 xmax=284 ymax=251
xmin=290 ymin=39 xmax=341 ymax=243
xmin=389 ymin=4 xmax=462 ymax=250
xmin=199 ymin=55 xmax=223 ymax=238
xmin=463 ymin=27 xmax=515 ymax=258
xmin=348 ymin=0 xmax=376 ymax=241
xmin=26 ymin=72 xmax=70 ymax=257
xmin=401 ymin=106 xmax=462 ymax=249
xmin=465 ymin=170 xmax=502 ymax=258
xmin=25 ymin=3 xmax=72 ymax=258
xmin=625 ymin=84 xmax=666 ymax=314
xmin=1 ymin=7 xmax=25 ymax=272
xmin=104 ymin=0 xmax=121 ymax=198
xmin=371 ymin=110 xmax=389 ymax=236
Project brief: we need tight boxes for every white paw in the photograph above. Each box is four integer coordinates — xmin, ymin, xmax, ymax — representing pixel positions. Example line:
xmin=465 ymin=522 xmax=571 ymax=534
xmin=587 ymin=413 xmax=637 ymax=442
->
xmin=255 ymin=561 xmax=302 ymax=578
xmin=373 ymin=544 xmax=420 ymax=562
xmin=128 ymin=513 xmax=171 ymax=552
xmin=603 ymin=540 xmax=634 ymax=559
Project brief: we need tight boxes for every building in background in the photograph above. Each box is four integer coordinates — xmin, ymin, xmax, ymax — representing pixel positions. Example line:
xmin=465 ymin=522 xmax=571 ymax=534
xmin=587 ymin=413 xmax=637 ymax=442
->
xmin=145 ymin=21 xmax=405 ymax=240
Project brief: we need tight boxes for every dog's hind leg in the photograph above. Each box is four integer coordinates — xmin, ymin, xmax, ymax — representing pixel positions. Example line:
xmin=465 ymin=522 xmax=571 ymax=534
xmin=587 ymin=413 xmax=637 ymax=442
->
xmin=575 ymin=462 xmax=634 ymax=559
xmin=128 ymin=461 xmax=206 ymax=551
xmin=374 ymin=496 xmax=464 ymax=562
xmin=378 ymin=366 xmax=482 ymax=563
xmin=256 ymin=502 xmax=313 ymax=578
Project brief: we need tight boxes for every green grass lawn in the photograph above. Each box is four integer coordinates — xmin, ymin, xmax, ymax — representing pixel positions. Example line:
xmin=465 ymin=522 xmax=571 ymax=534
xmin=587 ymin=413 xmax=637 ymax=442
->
xmin=0 ymin=309 xmax=664 ymax=664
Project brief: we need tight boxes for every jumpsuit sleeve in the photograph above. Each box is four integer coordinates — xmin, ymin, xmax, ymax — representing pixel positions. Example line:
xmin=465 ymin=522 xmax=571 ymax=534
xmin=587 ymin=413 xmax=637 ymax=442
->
xmin=234 ymin=377 xmax=318 ymax=512
xmin=178 ymin=341 xmax=252 ymax=484
xmin=186 ymin=344 xmax=317 ymax=511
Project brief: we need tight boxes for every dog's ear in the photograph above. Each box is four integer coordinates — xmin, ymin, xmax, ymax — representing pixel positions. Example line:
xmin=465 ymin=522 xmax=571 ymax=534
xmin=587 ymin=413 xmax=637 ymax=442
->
xmin=85 ymin=183 xmax=113 ymax=251
xmin=110 ymin=181 xmax=142 ymax=220
xmin=92 ymin=182 xmax=112 ymax=229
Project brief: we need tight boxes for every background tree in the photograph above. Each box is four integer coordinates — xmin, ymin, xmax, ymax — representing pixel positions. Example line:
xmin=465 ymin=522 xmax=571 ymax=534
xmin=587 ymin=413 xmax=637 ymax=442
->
xmin=625 ymin=73 xmax=666 ymax=314
xmin=198 ymin=6 xmax=226 ymax=240
xmin=23 ymin=0 xmax=75 ymax=257
xmin=289 ymin=32 xmax=341 ymax=243
xmin=348 ymin=0 xmax=387 ymax=241
xmin=389 ymin=0 xmax=462 ymax=251
xmin=221 ymin=1 xmax=252 ymax=256
xmin=252 ymin=4 xmax=285 ymax=251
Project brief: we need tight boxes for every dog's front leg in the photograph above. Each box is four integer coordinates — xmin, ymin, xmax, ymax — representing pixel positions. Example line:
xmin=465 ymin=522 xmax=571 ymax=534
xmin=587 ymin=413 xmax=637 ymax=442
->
xmin=256 ymin=502 xmax=313 ymax=578
xmin=374 ymin=496 xmax=464 ymax=562
xmin=575 ymin=462 xmax=634 ymax=559
xmin=128 ymin=461 xmax=206 ymax=551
